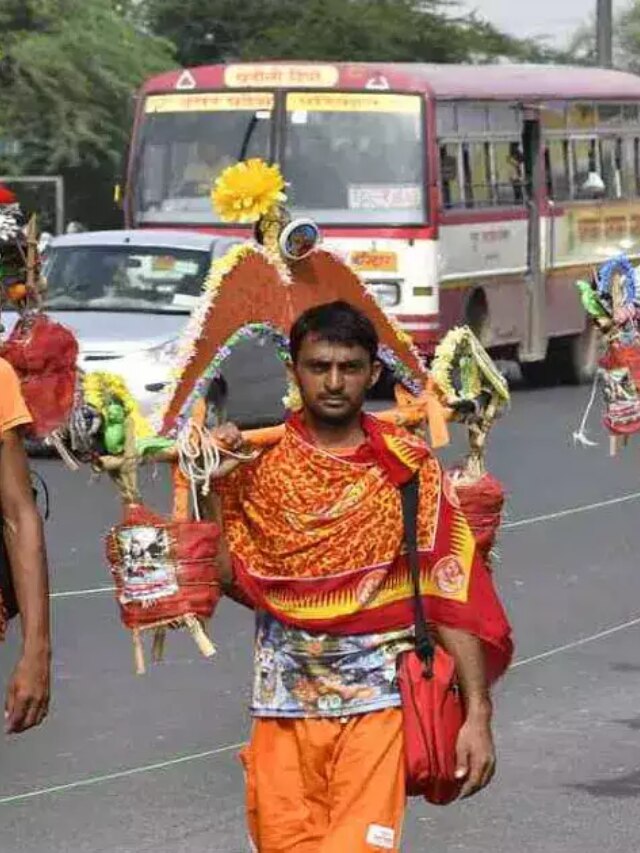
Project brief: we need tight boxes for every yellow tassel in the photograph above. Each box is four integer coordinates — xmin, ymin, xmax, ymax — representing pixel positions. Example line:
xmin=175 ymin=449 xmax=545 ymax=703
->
xmin=282 ymin=380 xmax=303 ymax=412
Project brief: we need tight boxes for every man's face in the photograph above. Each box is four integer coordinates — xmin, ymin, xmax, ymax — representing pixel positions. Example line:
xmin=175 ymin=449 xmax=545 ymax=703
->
xmin=292 ymin=334 xmax=381 ymax=426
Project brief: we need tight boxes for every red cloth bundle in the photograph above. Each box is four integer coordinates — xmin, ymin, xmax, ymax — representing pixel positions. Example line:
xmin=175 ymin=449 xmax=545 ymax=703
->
xmin=105 ymin=503 xmax=221 ymax=630
xmin=600 ymin=341 xmax=640 ymax=389
xmin=1 ymin=314 xmax=78 ymax=437
xmin=598 ymin=342 xmax=640 ymax=435
xmin=445 ymin=470 xmax=505 ymax=565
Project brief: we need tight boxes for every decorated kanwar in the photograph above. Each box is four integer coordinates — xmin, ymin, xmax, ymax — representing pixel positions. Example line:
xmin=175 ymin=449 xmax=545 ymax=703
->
xmin=573 ymin=255 xmax=640 ymax=455
xmin=1 ymin=159 xmax=513 ymax=850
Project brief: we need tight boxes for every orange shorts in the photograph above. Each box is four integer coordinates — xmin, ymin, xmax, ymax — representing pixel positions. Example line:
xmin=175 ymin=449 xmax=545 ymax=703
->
xmin=240 ymin=707 xmax=406 ymax=853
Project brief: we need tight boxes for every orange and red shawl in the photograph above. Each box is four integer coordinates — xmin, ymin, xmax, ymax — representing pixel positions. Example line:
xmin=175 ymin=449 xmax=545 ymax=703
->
xmin=218 ymin=413 xmax=513 ymax=681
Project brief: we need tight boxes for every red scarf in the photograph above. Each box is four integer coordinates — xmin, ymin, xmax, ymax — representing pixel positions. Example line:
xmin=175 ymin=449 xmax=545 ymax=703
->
xmin=218 ymin=413 xmax=513 ymax=681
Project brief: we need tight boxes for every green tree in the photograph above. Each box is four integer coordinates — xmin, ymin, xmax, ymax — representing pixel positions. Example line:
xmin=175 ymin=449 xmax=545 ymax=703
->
xmin=0 ymin=0 xmax=175 ymax=228
xmin=140 ymin=0 xmax=558 ymax=67
xmin=566 ymin=1 xmax=640 ymax=70
xmin=616 ymin=1 xmax=640 ymax=71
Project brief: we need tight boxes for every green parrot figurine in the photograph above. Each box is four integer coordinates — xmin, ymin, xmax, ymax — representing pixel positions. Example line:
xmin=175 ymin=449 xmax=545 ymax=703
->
xmin=103 ymin=400 xmax=126 ymax=455
xmin=575 ymin=279 xmax=609 ymax=319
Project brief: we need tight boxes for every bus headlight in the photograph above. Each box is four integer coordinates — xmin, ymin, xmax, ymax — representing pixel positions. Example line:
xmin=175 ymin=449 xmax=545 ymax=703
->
xmin=366 ymin=281 xmax=401 ymax=308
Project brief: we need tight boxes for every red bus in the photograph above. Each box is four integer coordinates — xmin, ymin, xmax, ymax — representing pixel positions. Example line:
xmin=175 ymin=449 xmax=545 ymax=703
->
xmin=123 ymin=62 xmax=640 ymax=381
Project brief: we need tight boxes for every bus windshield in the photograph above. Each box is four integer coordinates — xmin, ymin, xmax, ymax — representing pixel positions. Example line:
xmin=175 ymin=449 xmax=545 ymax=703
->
xmin=133 ymin=92 xmax=273 ymax=226
xmin=284 ymin=92 xmax=425 ymax=225
xmin=131 ymin=90 xmax=426 ymax=227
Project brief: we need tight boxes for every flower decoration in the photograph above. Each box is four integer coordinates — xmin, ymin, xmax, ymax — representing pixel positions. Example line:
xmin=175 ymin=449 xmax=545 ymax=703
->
xmin=0 ymin=210 xmax=20 ymax=242
xmin=431 ymin=326 xmax=509 ymax=408
xmin=83 ymin=372 xmax=154 ymax=444
xmin=212 ymin=159 xmax=287 ymax=224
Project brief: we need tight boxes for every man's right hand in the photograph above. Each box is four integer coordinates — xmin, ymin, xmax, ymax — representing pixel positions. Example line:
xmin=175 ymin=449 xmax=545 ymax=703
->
xmin=210 ymin=422 xmax=251 ymax=478
xmin=5 ymin=649 xmax=50 ymax=735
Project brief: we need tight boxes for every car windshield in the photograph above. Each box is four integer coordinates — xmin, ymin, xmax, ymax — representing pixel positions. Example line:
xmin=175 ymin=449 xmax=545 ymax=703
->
xmin=43 ymin=245 xmax=211 ymax=312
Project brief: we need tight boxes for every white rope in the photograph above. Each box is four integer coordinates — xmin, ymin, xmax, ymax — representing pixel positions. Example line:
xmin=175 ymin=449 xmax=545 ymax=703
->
xmin=176 ymin=421 xmax=220 ymax=519
xmin=176 ymin=421 xmax=259 ymax=519
xmin=572 ymin=370 xmax=600 ymax=448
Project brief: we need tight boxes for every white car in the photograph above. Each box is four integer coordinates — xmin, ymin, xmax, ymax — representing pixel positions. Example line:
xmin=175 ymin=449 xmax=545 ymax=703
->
xmin=39 ymin=229 xmax=287 ymax=426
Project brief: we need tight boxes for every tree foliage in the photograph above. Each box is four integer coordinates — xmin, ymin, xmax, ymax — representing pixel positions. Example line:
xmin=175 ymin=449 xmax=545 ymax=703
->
xmin=0 ymin=0 xmax=175 ymax=225
xmin=566 ymin=1 xmax=640 ymax=71
xmin=140 ymin=0 xmax=557 ymax=67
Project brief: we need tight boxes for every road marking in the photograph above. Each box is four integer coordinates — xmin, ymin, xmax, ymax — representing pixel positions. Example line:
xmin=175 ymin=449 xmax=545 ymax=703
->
xmin=510 ymin=615 xmax=640 ymax=669
xmin=502 ymin=490 xmax=640 ymax=531
xmin=0 ymin=742 xmax=245 ymax=806
xmin=50 ymin=587 xmax=112 ymax=599
xmin=48 ymin=492 xmax=640 ymax=601
xmin=2 ymin=614 xmax=640 ymax=806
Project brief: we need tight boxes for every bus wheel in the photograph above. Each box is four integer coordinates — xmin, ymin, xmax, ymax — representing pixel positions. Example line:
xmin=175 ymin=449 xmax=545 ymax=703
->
xmin=547 ymin=329 xmax=597 ymax=385
xmin=465 ymin=289 xmax=489 ymax=345
xmin=520 ymin=359 xmax=553 ymax=388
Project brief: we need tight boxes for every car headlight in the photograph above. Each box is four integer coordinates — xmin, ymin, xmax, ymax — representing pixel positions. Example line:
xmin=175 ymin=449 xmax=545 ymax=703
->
xmin=366 ymin=281 xmax=401 ymax=308
xmin=145 ymin=338 xmax=180 ymax=366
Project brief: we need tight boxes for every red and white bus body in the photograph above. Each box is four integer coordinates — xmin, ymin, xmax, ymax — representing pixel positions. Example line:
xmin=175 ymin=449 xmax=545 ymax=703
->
xmin=125 ymin=63 xmax=640 ymax=374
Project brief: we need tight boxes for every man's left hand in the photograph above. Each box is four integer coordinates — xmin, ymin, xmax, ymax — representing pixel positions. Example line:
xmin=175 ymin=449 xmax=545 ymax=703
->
xmin=5 ymin=651 xmax=50 ymax=735
xmin=454 ymin=710 xmax=496 ymax=799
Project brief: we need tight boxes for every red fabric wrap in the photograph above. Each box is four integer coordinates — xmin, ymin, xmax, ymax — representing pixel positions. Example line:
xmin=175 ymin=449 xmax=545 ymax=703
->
xmin=600 ymin=342 xmax=640 ymax=388
xmin=598 ymin=342 xmax=640 ymax=434
xmin=0 ymin=314 xmax=78 ymax=436
xmin=105 ymin=504 xmax=221 ymax=630
xmin=446 ymin=471 xmax=505 ymax=564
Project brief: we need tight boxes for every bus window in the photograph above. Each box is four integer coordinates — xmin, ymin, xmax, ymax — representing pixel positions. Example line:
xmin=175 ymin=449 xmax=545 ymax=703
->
xmin=437 ymin=104 xmax=456 ymax=136
xmin=439 ymin=143 xmax=462 ymax=208
xmin=545 ymin=139 xmax=571 ymax=200
xmin=623 ymin=137 xmax=639 ymax=196
xmin=492 ymin=141 xmax=525 ymax=205
xmin=568 ymin=103 xmax=596 ymax=131
xmin=457 ymin=104 xmax=488 ymax=135
xmin=488 ymin=104 xmax=520 ymax=134
xmin=542 ymin=102 xmax=567 ymax=131
xmin=598 ymin=103 xmax=623 ymax=128
xmin=462 ymin=142 xmax=491 ymax=208
xmin=572 ymin=138 xmax=602 ymax=199
xmin=284 ymin=92 xmax=425 ymax=224
xmin=599 ymin=137 xmax=624 ymax=198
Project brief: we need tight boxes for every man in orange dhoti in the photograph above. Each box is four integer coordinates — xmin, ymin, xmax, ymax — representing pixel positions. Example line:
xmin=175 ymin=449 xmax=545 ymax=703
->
xmin=212 ymin=302 xmax=512 ymax=852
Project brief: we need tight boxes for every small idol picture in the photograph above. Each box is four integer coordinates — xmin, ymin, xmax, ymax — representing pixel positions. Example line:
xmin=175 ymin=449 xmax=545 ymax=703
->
xmin=118 ymin=526 xmax=178 ymax=603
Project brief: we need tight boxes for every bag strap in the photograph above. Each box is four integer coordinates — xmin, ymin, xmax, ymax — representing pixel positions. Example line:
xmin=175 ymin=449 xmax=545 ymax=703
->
xmin=400 ymin=475 xmax=435 ymax=667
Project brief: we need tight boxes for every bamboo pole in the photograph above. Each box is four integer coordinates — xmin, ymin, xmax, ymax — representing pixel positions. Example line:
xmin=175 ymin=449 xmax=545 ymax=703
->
xmin=25 ymin=214 xmax=40 ymax=305
xmin=96 ymin=392 xmax=452 ymax=474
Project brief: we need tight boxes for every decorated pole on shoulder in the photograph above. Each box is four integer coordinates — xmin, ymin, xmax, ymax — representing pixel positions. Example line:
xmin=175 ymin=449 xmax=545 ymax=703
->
xmin=431 ymin=328 xmax=511 ymax=568
xmin=51 ymin=158 xmax=512 ymax=672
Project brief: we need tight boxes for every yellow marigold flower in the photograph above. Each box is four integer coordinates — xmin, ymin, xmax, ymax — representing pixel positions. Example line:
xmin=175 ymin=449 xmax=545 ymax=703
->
xmin=212 ymin=159 xmax=287 ymax=224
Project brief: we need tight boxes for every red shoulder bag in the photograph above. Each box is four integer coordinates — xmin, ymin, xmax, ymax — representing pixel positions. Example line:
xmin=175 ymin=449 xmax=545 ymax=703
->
xmin=397 ymin=475 xmax=465 ymax=805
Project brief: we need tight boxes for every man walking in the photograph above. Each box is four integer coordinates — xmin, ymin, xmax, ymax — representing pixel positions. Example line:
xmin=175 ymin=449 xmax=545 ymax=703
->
xmin=212 ymin=301 xmax=512 ymax=852
xmin=0 ymin=356 xmax=51 ymax=734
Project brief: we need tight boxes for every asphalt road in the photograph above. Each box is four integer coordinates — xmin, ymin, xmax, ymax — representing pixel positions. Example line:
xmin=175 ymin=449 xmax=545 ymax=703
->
xmin=3 ymin=382 xmax=640 ymax=852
